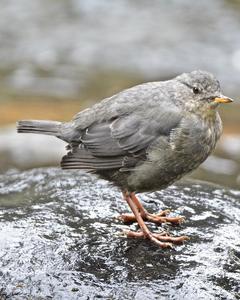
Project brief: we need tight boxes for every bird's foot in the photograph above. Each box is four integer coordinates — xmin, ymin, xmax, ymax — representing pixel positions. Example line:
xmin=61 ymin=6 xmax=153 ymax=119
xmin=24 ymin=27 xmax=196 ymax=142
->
xmin=119 ymin=209 xmax=185 ymax=226
xmin=121 ymin=192 xmax=189 ymax=248
xmin=125 ymin=230 xmax=189 ymax=248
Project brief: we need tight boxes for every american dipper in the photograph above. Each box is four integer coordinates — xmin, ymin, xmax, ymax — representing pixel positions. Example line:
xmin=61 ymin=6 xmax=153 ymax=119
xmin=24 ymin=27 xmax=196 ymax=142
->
xmin=17 ymin=70 xmax=233 ymax=248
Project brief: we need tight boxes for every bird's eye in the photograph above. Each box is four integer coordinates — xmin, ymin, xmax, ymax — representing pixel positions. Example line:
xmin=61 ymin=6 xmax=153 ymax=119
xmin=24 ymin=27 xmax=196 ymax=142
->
xmin=193 ymin=87 xmax=200 ymax=94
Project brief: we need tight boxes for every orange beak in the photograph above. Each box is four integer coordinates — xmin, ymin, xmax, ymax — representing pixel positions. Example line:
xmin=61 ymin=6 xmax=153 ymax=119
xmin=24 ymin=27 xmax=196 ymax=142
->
xmin=214 ymin=96 xmax=234 ymax=104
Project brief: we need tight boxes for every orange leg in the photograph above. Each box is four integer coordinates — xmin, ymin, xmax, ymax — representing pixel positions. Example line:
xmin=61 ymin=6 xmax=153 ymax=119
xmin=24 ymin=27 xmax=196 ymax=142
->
xmin=121 ymin=191 xmax=189 ymax=248
xmin=119 ymin=192 xmax=185 ymax=225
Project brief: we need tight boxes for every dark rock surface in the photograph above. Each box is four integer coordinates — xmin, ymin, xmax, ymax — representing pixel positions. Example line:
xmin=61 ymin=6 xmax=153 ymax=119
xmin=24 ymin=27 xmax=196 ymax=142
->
xmin=0 ymin=168 xmax=239 ymax=300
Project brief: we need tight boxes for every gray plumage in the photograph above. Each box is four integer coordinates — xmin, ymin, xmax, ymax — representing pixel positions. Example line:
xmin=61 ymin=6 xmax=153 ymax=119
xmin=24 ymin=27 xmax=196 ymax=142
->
xmin=17 ymin=70 xmax=231 ymax=193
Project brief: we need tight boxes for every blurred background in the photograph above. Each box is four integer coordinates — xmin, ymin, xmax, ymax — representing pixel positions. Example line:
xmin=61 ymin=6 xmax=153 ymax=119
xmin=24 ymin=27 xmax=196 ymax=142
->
xmin=0 ymin=0 xmax=240 ymax=189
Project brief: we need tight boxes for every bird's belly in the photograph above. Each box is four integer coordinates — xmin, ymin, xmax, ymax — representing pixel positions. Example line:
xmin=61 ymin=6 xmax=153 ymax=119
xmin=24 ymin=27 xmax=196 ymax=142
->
xmin=128 ymin=126 xmax=219 ymax=192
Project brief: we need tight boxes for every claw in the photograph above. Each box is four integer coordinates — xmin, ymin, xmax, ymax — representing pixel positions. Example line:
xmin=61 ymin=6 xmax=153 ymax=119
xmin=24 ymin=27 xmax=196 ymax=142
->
xmin=125 ymin=230 xmax=188 ymax=248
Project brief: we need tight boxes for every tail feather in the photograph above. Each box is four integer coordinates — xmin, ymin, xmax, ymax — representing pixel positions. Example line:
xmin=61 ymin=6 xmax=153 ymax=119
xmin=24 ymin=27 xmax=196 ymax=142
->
xmin=17 ymin=120 xmax=62 ymax=137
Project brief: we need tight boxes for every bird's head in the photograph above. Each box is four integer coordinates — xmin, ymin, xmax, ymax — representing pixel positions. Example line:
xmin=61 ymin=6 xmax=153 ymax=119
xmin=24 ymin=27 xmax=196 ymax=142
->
xmin=174 ymin=70 xmax=233 ymax=113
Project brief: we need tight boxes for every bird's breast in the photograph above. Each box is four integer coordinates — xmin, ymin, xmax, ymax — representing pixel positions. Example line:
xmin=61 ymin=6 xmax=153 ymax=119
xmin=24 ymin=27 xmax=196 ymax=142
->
xmin=168 ymin=112 xmax=222 ymax=171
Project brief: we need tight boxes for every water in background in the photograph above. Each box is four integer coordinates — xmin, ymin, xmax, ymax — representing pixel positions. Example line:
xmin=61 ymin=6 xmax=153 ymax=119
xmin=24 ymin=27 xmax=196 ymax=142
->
xmin=0 ymin=0 xmax=240 ymax=98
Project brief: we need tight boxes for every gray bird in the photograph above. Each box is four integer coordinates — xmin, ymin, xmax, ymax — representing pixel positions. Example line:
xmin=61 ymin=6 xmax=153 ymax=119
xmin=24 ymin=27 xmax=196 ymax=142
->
xmin=17 ymin=70 xmax=233 ymax=248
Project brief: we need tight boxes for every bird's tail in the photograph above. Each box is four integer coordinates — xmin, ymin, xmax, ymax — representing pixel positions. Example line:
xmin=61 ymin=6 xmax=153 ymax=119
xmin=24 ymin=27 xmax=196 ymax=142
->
xmin=17 ymin=120 xmax=62 ymax=137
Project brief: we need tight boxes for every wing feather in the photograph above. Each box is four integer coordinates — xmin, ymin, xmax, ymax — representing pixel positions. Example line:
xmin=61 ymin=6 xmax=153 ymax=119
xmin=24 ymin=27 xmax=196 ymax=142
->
xmin=61 ymin=84 xmax=183 ymax=171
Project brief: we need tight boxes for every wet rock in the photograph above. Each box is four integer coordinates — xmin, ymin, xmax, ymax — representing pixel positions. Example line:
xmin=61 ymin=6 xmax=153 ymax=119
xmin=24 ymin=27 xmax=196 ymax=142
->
xmin=0 ymin=168 xmax=239 ymax=299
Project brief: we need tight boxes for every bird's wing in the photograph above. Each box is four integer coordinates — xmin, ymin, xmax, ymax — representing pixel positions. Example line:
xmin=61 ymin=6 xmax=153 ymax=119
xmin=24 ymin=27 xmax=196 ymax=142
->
xmin=61 ymin=104 xmax=182 ymax=171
